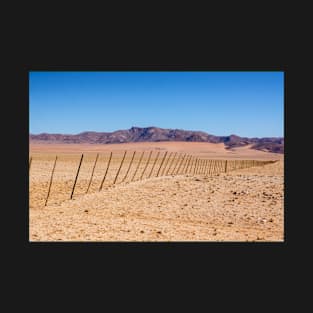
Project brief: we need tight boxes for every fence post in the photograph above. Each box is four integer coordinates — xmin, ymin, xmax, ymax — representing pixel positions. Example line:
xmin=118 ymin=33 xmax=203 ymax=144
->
xmin=193 ymin=158 xmax=198 ymax=175
xmin=121 ymin=151 xmax=136 ymax=183
xmin=224 ymin=160 xmax=228 ymax=173
xmin=44 ymin=155 xmax=58 ymax=206
xmin=140 ymin=151 xmax=153 ymax=180
xmin=193 ymin=158 xmax=196 ymax=175
xmin=201 ymin=159 xmax=204 ymax=174
xmin=186 ymin=156 xmax=193 ymax=174
xmin=148 ymin=151 xmax=160 ymax=178
xmin=131 ymin=151 xmax=145 ymax=181
xmin=176 ymin=154 xmax=186 ymax=175
xmin=202 ymin=160 xmax=205 ymax=175
xmin=171 ymin=153 xmax=181 ymax=175
xmin=207 ymin=160 xmax=211 ymax=175
xmin=184 ymin=155 xmax=192 ymax=174
xmin=156 ymin=151 xmax=168 ymax=177
xmin=166 ymin=152 xmax=177 ymax=175
xmin=113 ymin=150 xmax=127 ymax=185
xmin=70 ymin=154 xmax=84 ymax=200
xmin=214 ymin=160 xmax=217 ymax=174
xmin=183 ymin=155 xmax=191 ymax=174
xmin=29 ymin=156 xmax=32 ymax=171
xmin=198 ymin=159 xmax=202 ymax=174
xmin=197 ymin=158 xmax=201 ymax=174
xmin=86 ymin=153 xmax=99 ymax=194
xmin=180 ymin=155 xmax=188 ymax=174
xmin=160 ymin=152 xmax=172 ymax=176
xmin=99 ymin=152 xmax=113 ymax=191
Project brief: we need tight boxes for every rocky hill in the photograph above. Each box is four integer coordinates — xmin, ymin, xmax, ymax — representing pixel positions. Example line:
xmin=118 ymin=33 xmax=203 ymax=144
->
xmin=30 ymin=126 xmax=284 ymax=154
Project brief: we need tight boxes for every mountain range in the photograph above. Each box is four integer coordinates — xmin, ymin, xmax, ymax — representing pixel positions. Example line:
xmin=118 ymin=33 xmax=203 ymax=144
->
xmin=29 ymin=126 xmax=284 ymax=154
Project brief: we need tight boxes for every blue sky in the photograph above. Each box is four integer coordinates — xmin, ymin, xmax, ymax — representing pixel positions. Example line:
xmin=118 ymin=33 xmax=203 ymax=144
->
xmin=29 ymin=71 xmax=284 ymax=137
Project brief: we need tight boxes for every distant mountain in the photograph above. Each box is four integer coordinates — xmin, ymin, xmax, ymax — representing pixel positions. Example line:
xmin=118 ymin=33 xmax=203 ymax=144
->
xmin=29 ymin=126 xmax=284 ymax=154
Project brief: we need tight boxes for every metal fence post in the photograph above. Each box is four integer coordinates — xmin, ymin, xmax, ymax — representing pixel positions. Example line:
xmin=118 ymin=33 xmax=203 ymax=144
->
xmin=113 ymin=150 xmax=127 ymax=185
xmin=44 ymin=155 xmax=58 ymax=206
xmin=186 ymin=156 xmax=194 ymax=174
xmin=160 ymin=152 xmax=172 ymax=176
xmin=193 ymin=158 xmax=198 ymax=175
xmin=171 ymin=153 xmax=181 ymax=175
xmin=99 ymin=152 xmax=113 ymax=191
xmin=183 ymin=155 xmax=191 ymax=174
xmin=29 ymin=156 xmax=32 ymax=171
xmin=176 ymin=154 xmax=186 ymax=175
xmin=140 ymin=150 xmax=153 ymax=180
xmin=156 ymin=151 xmax=168 ymax=177
xmin=121 ymin=151 xmax=136 ymax=182
xmin=86 ymin=153 xmax=99 ymax=194
xmin=70 ymin=154 xmax=84 ymax=200
xmin=148 ymin=151 xmax=160 ymax=178
xmin=131 ymin=151 xmax=145 ymax=181
xmin=165 ymin=152 xmax=177 ymax=175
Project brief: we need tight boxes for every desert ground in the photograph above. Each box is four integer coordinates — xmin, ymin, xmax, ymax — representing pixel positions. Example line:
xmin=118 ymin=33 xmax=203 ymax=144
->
xmin=30 ymin=141 xmax=283 ymax=160
xmin=29 ymin=142 xmax=284 ymax=242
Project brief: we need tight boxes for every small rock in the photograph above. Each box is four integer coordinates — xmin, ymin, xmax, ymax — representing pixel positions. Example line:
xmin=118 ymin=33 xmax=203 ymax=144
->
xmin=157 ymin=231 xmax=162 ymax=234
xmin=140 ymin=230 xmax=144 ymax=233
xmin=84 ymin=210 xmax=89 ymax=213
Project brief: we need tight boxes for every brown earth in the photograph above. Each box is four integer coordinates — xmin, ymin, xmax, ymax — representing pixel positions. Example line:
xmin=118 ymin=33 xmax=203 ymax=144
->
xmin=30 ymin=141 xmax=283 ymax=160
xmin=29 ymin=142 xmax=284 ymax=242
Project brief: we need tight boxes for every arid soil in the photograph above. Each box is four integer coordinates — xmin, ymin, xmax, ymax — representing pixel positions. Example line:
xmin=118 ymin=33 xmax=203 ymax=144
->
xmin=29 ymin=142 xmax=284 ymax=242
xmin=30 ymin=141 xmax=283 ymax=160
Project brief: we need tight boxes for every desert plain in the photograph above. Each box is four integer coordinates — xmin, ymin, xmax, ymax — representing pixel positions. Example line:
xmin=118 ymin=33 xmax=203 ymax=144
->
xmin=29 ymin=141 xmax=284 ymax=242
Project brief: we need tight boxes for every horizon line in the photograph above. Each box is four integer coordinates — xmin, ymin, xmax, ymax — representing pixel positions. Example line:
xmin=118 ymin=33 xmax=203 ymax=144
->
xmin=29 ymin=125 xmax=284 ymax=139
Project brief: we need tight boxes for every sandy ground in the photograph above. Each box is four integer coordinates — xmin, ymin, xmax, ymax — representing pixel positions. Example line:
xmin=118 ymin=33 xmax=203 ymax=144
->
xmin=30 ymin=141 xmax=283 ymax=160
xmin=29 ymin=151 xmax=284 ymax=242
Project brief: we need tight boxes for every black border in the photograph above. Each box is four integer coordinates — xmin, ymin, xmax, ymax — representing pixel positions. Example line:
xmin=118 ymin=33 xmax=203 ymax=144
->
xmin=3 ymin=4 xmax=300 ymax=303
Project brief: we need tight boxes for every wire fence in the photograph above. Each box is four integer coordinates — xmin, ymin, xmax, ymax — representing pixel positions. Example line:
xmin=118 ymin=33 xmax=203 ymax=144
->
xmin=29 ymin=151 xmax=276 ymax=208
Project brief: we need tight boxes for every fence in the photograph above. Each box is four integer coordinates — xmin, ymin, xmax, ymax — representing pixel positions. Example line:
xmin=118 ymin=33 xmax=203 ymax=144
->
xmin=29 ymin=151 xmax=276 ymax=208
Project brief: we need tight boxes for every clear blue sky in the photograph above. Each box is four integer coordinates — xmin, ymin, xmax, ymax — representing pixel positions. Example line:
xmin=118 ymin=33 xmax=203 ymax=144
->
xmin=29 ymin=71 xmax=284 ymax=137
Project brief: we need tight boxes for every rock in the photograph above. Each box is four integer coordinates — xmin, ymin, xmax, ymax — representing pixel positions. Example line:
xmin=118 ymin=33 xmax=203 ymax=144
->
xmin=84 ymin=210 xmax=89 ymax=213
